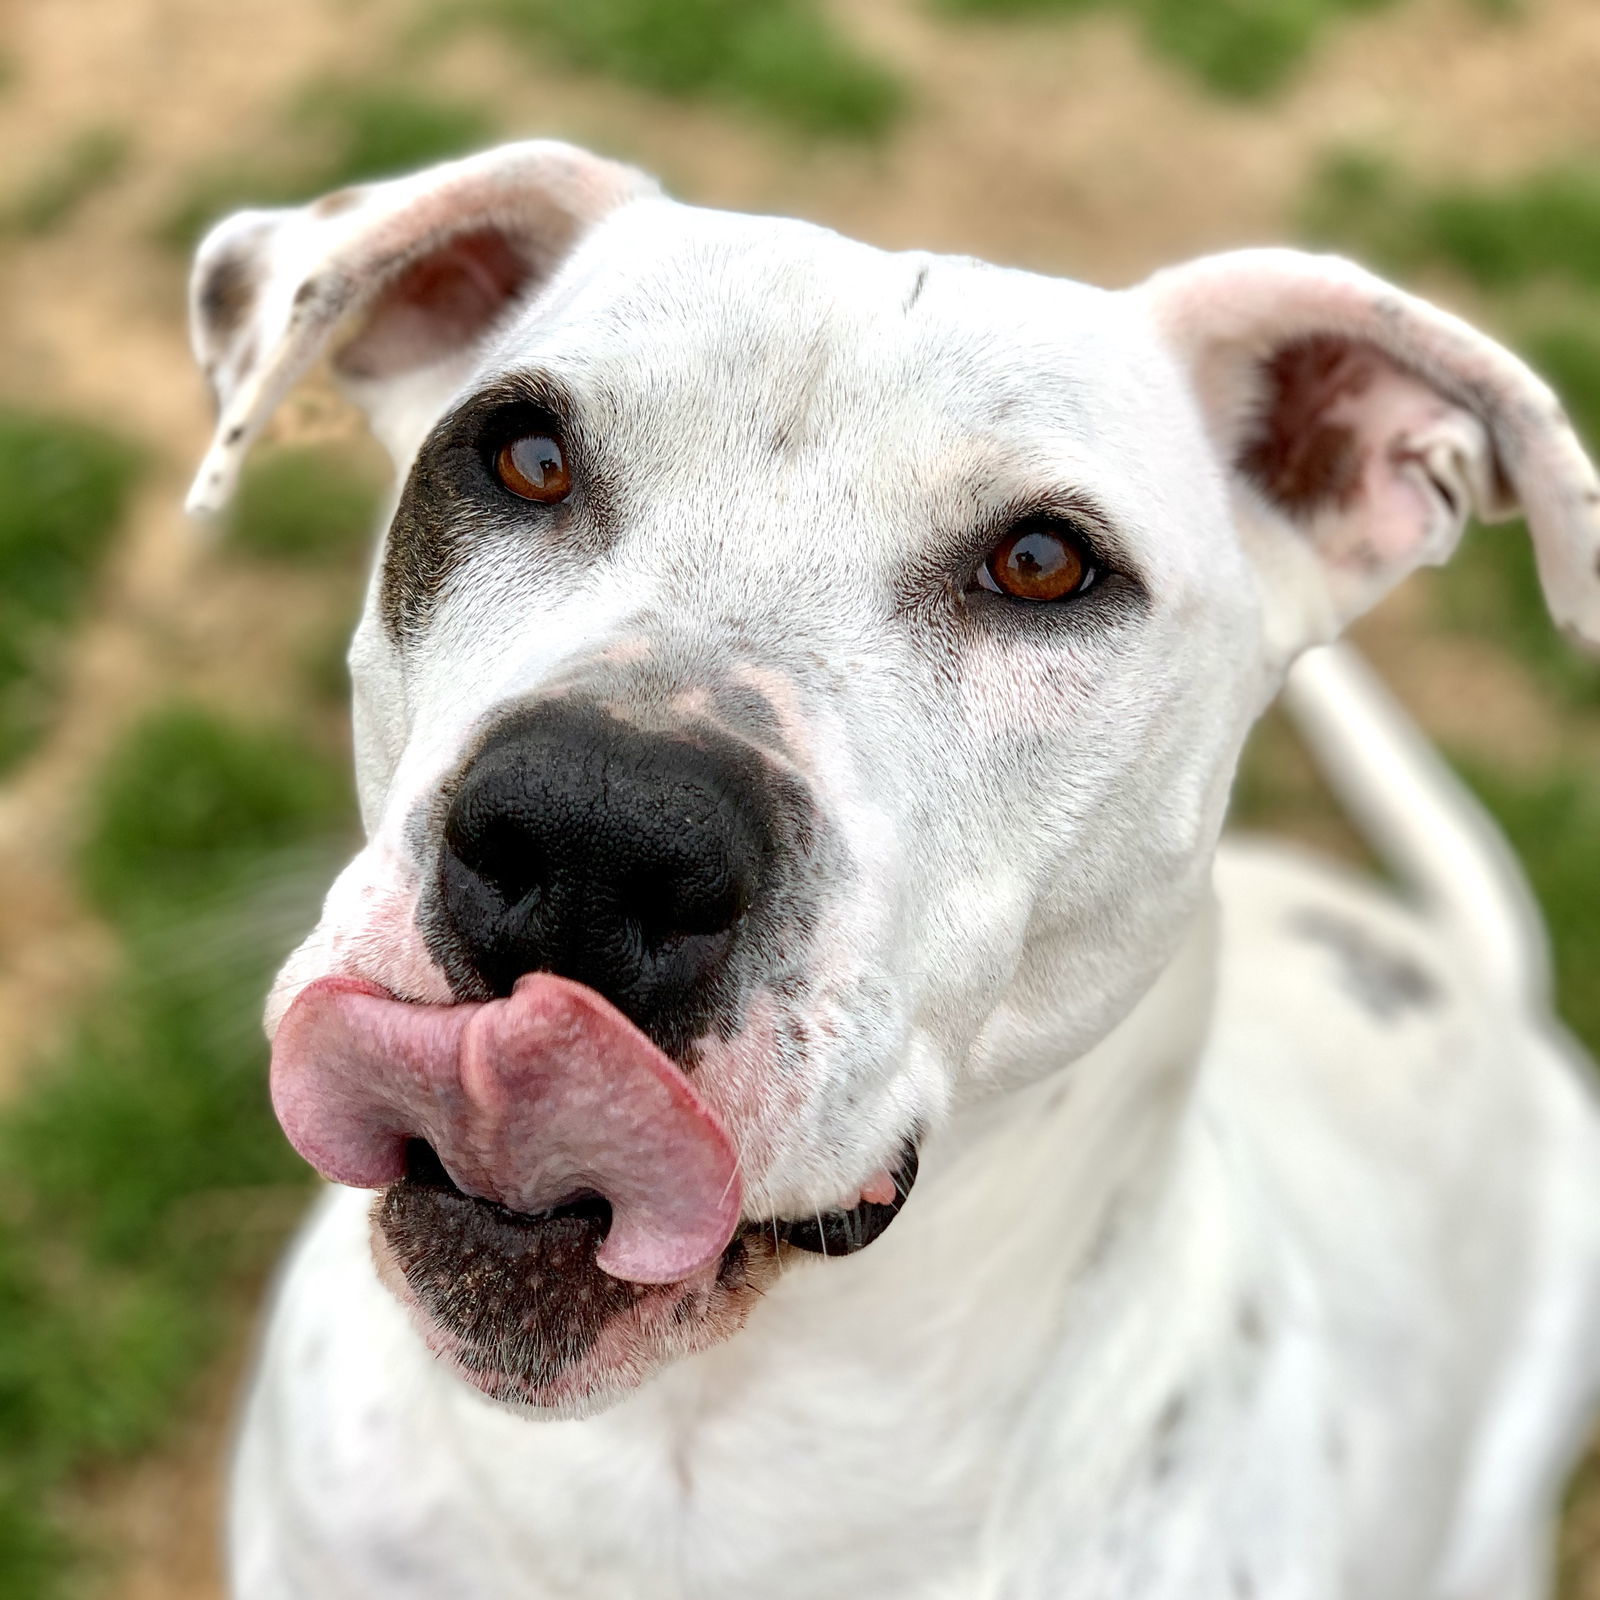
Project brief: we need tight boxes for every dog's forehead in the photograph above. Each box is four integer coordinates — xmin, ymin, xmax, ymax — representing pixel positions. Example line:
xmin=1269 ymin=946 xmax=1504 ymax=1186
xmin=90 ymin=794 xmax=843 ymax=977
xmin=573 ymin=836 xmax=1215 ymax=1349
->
xmin=363 ymin=196 xmax=1245 ymax=777
xmin=483 ymin=199 xmax=1178 ymax=450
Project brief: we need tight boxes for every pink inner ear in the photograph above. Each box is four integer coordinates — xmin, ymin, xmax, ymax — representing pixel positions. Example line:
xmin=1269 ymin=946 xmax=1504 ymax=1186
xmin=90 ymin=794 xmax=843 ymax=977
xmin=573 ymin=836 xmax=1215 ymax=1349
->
xmin=334 ymin=227 xmax=531 ymax=382
xmin=1239 ymin=334 xmax=1484 ymax=578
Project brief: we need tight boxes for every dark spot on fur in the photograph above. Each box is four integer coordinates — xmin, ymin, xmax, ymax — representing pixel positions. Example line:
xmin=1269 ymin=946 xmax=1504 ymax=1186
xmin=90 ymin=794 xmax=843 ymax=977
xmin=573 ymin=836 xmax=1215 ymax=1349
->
xmin=904 ymin=262 xmax=930 ymax=312
xmin=1239 ymin=336 xmax=1376 ymax=515
xmin=709 ymin=678 xmax=787 ymax=750
xmin=223 ymin=424 xmax=244 ymax=445
xmin=1155 ymin=1392 xmax=1188 ymax=1439
xmin=1237 ymin=1297 xmax=1265 ymax=1345
xmin=378 ymin=374 xmax=617 ymax=642
xmin=1084 ymin=1190 xmax=1127 ymax=1271
xmin=1288 ymin=906 xmax=1440 ymax=1020
xmin=1150 ymin=1391 xmax=1189 ymax=1481
xmin=198 ymin=248 xmax=258 ymax=342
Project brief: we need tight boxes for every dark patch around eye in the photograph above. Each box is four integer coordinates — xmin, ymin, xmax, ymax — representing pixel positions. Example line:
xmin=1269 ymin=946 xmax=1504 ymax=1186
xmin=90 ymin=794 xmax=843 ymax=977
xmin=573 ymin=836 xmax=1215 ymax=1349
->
xmin=379 ymin=378 xmax=612 ymax=643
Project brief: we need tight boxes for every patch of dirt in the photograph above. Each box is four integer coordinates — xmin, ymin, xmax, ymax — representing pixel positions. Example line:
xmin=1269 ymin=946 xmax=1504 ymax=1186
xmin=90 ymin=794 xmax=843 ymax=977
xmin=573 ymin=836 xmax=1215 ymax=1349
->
xmin=1 ymin=0 xmax=1598 ymax=1595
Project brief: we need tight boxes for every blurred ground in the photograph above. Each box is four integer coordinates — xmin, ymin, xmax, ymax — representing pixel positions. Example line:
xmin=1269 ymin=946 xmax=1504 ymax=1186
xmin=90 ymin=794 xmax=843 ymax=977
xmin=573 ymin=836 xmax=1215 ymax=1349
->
xmin=1 ymin=0 xmax=1599 ymax=1595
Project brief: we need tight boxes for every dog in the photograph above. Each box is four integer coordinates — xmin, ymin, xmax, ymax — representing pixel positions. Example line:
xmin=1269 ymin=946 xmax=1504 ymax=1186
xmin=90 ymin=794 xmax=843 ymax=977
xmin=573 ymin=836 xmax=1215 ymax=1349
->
xmin=185 ymin=141 xmax=1600 ymax=1598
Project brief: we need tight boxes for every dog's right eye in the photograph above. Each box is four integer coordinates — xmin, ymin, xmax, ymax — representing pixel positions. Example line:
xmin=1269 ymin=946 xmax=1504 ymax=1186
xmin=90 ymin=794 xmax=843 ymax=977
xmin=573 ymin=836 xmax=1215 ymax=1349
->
xmin=494 ymin=432 xmax=572 ymax=503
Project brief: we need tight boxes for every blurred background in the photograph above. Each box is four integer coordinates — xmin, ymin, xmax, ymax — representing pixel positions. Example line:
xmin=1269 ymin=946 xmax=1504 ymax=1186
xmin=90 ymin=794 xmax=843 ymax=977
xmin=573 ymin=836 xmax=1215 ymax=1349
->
xmin=0 ymin=0 xmax=1598 ymax=1594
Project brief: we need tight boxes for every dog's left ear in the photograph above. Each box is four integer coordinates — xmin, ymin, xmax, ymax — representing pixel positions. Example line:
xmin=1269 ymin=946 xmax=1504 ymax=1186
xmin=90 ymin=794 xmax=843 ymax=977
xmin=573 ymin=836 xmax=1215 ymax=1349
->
xmin=185 ymin=139 xmax=658 ymax=515
xmin=1139 ymin=247 xmax=1600 ymax=665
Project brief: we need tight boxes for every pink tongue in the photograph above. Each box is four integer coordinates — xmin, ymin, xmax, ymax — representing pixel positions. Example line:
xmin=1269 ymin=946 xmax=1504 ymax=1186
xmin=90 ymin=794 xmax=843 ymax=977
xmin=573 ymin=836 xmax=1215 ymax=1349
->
xmin=270 ymin=973 xmax=743 ymax=1284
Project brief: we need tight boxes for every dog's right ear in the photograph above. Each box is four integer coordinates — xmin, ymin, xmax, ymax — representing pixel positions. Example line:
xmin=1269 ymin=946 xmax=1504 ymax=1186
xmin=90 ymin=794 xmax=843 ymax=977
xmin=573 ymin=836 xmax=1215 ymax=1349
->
xmin=185 ymin=140 xmax=657 ymax=515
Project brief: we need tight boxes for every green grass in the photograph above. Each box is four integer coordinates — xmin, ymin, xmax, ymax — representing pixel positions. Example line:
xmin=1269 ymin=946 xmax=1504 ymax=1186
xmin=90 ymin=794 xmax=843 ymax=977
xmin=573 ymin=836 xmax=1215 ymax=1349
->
xmin=932 ymin=0 xmax=1398 ymax=99
xmin=1521 ymin=322 xmax=1600 ymax=450
xmin=0 ymin=706 xmax=350 ymax=1597
xmin=79 ymin=705 xmax=350 ymax=929
xmin=1433 ymin=527 xmax=1600 ymax=710
xmin=225 ymin=444 xmax=383 ymax=567
xmin=162 ymin=81 xmax=497 ymax=252
xmin=1417 ymin=166 xmax=1600 ymax=294
xmin=0 ymin=410 xmax=144 ymax=775
xmin=3 ymin=128 xmax=131 ymax=236
xmin=441 ymin=0 xmax=905 ymax=138
xmin=1458 ymin=756 xmax=1600 ymax=1054
xmin=297 ymin=81 xmax=496 ymax=191
xmin=1304 ymin=149 xmax=1600 ymax=293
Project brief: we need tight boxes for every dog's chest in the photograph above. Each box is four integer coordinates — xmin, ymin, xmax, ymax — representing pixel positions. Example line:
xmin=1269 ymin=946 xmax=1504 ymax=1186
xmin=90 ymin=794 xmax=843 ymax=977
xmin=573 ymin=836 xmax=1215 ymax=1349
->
xmin=240 ymin=1183 xmax=1332 ymax=1600
xmin=239 ymin=1188 xmax=1004 ymax=1600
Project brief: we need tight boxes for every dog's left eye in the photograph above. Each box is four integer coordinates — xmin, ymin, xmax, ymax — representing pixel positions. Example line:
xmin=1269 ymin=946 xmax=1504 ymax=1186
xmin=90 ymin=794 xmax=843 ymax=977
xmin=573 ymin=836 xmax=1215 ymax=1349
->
xmin=494 ymin=432 xmax=572 ymax=503
xmin=975 ymin=519 xmax=1097 ymax=602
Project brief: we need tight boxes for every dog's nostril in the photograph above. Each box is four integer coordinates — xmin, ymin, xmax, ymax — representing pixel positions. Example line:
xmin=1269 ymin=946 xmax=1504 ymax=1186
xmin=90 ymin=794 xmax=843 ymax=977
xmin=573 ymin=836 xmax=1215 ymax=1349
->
xmin=445 ymin=812 xmax=548 ymax=909
xmin=626 ymin=864 xmax=749 ymax=946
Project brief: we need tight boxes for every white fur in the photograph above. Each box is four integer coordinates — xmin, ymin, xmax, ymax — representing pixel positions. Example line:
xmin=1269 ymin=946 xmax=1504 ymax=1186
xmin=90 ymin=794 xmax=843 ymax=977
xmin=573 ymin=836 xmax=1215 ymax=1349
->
xmin=183 ymin=143 xmax=1600 ymax=1598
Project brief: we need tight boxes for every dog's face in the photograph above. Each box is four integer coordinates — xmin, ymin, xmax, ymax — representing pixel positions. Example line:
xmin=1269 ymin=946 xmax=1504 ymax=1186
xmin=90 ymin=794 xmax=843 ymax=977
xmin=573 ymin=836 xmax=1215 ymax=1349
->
xmin=189 ymin=143 xmax=1600 ymax=1415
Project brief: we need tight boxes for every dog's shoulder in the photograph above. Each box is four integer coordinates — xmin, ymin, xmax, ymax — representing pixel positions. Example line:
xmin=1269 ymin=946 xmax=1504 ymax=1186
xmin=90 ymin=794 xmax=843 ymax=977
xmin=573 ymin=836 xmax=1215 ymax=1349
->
xmin=1213 ymin=834 xmax=1467 ymax=1038
xmin=1205 ymin=832 xmax=1569 ymax=1190
xmin=1201 ymin=836 xmax=1600 ymax=1594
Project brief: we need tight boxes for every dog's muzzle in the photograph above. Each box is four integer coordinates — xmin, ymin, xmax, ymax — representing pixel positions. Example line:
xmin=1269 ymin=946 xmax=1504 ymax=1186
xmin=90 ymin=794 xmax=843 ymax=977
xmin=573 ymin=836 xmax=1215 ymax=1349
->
xmin=267 ymin=699 xmax=920 ymax=1401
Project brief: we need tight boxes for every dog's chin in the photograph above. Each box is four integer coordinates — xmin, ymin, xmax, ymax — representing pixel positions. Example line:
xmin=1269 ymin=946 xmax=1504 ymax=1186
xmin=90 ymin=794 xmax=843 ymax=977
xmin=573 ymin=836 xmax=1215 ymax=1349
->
xmin=370 ymin=1172 xmax=781 ymax=1418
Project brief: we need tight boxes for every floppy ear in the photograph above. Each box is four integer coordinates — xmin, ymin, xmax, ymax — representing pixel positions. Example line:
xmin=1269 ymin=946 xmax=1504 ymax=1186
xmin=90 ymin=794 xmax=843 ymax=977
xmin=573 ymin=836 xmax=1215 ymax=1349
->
xmin=1139 ymin=247 xmax=1600 ymax=664
xmin=186 ymin=139 xmax=657 ymax=514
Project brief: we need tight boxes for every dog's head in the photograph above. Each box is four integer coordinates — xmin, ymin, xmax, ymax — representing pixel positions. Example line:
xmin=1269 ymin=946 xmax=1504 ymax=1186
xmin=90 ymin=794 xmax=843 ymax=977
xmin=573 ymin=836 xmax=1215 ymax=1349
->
xmin=189 ymin=141 xmax=1600 ymax=1415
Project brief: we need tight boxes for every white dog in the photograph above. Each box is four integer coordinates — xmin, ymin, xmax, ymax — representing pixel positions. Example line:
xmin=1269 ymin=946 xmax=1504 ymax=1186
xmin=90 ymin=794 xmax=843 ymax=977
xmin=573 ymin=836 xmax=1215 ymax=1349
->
xmin=185 ymin=141 xmax=1600 ymax=1599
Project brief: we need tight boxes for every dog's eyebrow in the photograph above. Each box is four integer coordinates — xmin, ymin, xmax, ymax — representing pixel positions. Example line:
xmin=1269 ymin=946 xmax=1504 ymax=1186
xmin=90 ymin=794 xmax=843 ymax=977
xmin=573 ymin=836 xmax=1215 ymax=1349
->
xmin=442 ymin=370 xmax=582 ymax=435
xmin=977 ymin=487 xmax=1142 ymax=579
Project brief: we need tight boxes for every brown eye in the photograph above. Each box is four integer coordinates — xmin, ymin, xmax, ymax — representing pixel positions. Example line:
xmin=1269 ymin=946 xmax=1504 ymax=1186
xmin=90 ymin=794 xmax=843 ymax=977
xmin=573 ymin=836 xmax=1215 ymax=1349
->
xmin=978 ymin=521 xmax=1094 ymax=602
xmin=494 ymin=433 xmax=571 ymax=503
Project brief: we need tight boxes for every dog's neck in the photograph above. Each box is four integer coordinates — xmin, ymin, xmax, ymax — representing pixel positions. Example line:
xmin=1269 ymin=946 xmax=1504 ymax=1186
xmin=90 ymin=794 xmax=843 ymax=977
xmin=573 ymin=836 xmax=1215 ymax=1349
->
xmin=643 ymin=895 xmax=1222 ymax=1422
xmin=907 ymin=889 xmax=1220 ymax=1294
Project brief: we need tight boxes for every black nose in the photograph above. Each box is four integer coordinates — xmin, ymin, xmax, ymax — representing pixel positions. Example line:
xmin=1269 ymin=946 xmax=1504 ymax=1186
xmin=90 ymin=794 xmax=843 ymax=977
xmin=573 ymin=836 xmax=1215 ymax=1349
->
xmin=436 ymin=703 xmax=770 ymax=1047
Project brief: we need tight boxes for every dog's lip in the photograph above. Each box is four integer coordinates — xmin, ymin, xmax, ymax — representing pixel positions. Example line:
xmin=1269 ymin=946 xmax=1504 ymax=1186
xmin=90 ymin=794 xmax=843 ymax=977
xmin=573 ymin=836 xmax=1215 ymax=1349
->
xmin=386 ymin=1132 xmax=921 ymax=1266
xmin=761 ymin=1138 xmax=920 ymax=1259
xmin=288 ymin=968 xmax=921 ymax=1268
